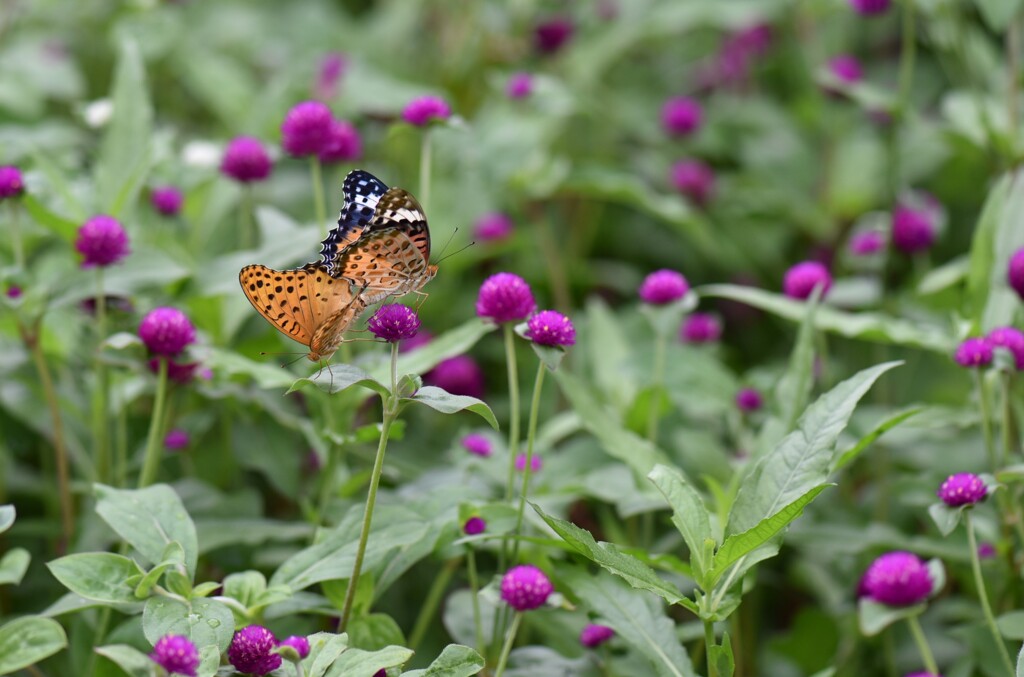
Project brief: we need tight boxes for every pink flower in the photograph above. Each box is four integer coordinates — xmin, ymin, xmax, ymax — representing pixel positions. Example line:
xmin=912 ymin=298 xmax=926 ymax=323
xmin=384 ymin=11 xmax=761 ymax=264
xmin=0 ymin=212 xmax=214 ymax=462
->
xmin=281 ymin=101 xmax=334 ymax=157
xmin=403 ymin=96 xmax=451 ymax=126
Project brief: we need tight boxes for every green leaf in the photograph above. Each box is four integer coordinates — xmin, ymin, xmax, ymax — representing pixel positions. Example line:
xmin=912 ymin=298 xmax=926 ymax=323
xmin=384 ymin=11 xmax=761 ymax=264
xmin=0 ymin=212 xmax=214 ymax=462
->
xmin=94 ymin=644 xmax=155 ymax=677
xmin=775 ymin=291 xmax=819 ymax=431
xmin=0 ymin=616 xmax=68 ymax=674
xmin=981 ymin=168 xmax=1024 ymax=330
xmin=95 ymin=483 xmax=199 ymax=579
xmin=974 ymin=0 xmax=1024 ymax=31
xmin=586 ymin=297 xmax=637 ymax=411
xmin=927 ymin=502 xmax=964 ymax=537
xmin=303 ymin=632 xmax=350 ymax=677
xmin=288 ymin=363 xmax=388 ymax=397
xmin=223 ymin=570 xmax=268 ymax=610
xmin=700 ymin=285 xmax=953 ymax=353
xmin=134 ymin=542 xmax=186 ymax=599
xmin=708 ymin=632 xmax=735 ymax=677
xmin=532 ymin=503 xmax=684 ymax=605
xmin=728 ymin=362 xmax=901 ymax=537
xmin=47 ymin=552 xmax=144 ymax=604
xmin=0 ymin=505 xmax=14 ymax=533
xmin=402 ymin=644 xmax=486 ymax=677
xmin=347 ymin=613 xmax=405 ymax=651
xmin=371 ymin=318 xmax=495 ymax=383
xmin=325 ymin=645 xmax=413 ymax=677
xmin=648 ymin=465 xmax=713 ymax=579
xmin=403 ymin=386 xmax=498 ymax=429
xmin=996 ymin=611 xmax=1024 ymax=640
xmin=0 ymin=548 xmax=30 ymax=586
xmin=857 ymin=599 xmax=925 ymax=636
xmin=561 ymin=569 xmax=696 ymax=677
xmin=1017 ymin=640 xmax=1024 ymax=677
xmin=918 ymin=255 xmax=969 ymax=295
xmin=968 ymin=173 xmax=1009 ymax=324
xmin=832 ymin=407 xmax=924 ymax=472
xmin=22 ymin=194 xmax=79 ymax=239
xmin=202 ymin=348 xmax=295 ymax=390
xmin=141 ymin=596 xmax=234 ymax=653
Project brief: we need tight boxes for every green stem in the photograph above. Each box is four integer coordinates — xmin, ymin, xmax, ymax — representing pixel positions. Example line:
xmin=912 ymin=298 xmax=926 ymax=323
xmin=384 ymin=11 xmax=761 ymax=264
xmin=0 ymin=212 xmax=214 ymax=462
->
xmin=502 ymin=324 xmax=522 ymax=502
xmin=467 ymin=548 xmax=485 ymax=659
xmin=116 ymin=381 xmax=128 ymax=487
xmin=966 ymin=512 xmax=1016 ymax=675
xmin=1001 ymin=371 xmax=1016 ymax=465
xmin=138 ymin=357 xmax=169 ymax=488
xmin=9 ymin=201 xmax=23 ymax=269
xmin=419 ymin=130 xmax=432 ymax=215
xmin=898 ymin=0 xmax=917 ymax=120
xmin=409 ymin=557 xmax=460 ymax=650
xmin=646 ymin=333 xmax=667 ymax=442
xmin=975 ymin=370 xmax=998 ymax=472
xmin=493 ymin=612 xmax=522 ymax=677
xmin=511 ymin=361 xmax=546 ymax=564
xmin=241 ymin=184 xmax=254 ymax=250
xmin=93 ymin=268 xmax=110 ymax=484
xmin=905 ymin=615 xmax=938 ymax=676
xmin=339 ymin=342 xmax=400 ymax=631
xmin=310 ymin=156 xmax=327 ymax=234
xmin=704 ymin=618 xmax=718 ymax=677
xmin=1009 ymin=15 xmax=1020 ymax=160
xmin=315 ymin=441 xmax=341 ymax=528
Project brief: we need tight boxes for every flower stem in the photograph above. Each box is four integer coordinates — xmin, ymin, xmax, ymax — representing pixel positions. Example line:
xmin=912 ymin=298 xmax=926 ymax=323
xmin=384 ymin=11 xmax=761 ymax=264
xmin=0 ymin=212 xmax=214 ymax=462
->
xmin=1008 ymin=14 xmax=1020 ymax=160
xmin=1000 ymin=371 xmax=1016 ymax=465
xmin=241 ymin=184 xmax=255 ymax=249
xmin=419 ymin=130 xmax=432 ymax=215
xmin=897 ymin=0 xmax=917 ymax=120
xmin=138 ymin=357 xmax=169 ymax=488
xmin=9 ymin=201 xmax=23 ymax=269
xmin=905 ymin=615 xmax=938 ymax=676
xmin=704 ymin=618 xmax=718 ymax=677
xmin=975 ymin=370 xmax=998 ymax=472
xmin=511 ymin=361 xmax=546 ymax=564
xmin=493 ymin=612 xmax=522 ymax=677
xmin=310 ymin=156 xmax=327 ymax=234
xmin=339 ymin=342 xmax=399 ymax=631
xmin=502 ymin=324 xmax=522 ymax=502
xmin=966 ymin=512 xmax=1016 ymax=675
xmin=466 ymin=548 xmax=485 ymax=659
xmin=409 ymin=556 xmax=460 ymax=650
xmin=92 ymin=268 xmax=110 ymax=484
xmin=646 ymin=332 xmax=667 ymax=442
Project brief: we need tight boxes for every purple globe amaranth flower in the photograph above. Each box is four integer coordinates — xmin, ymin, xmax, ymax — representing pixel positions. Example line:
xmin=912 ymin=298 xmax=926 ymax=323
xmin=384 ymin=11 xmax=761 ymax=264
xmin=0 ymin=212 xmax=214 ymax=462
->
xmin=476 ymin=272 xmax=536 ymax=323
xmin=783 ymin=261 xmax=832 ymax=300
xmin=736 ymin=387 xmax=763 ymax=412
xmin=148 ymin=358 xmax=198 ymax=384
xmin=534 ymin=16 xmax=574 ymax=54
xmin=461 ymin=433 xmax=492 ymax=457
xmin=515 ymin=453 xmax=542 ymax=473
xmin=988 ymin=326 xmax=1024 ymax=369
xmin=474 ymin=212 xmax=514 ymax=242
xmin=681 ymin=313 xmax=722 ymax=344
xmin=580 ymin=624 xmax=615 ymax=648
xmin=403 ymin=96 xmax=451 ymax=127
xmin=670 ymin=160 xmax=715 ymax=207
xmin=978 ymin=542 xmax=997 ymax=559
xmin=500 ymin=565 xmax=553 ymax=611
xmin=76 ymin=215 xmax=130 ymax=268
xmin=426 ymin=355 xmax=485 ymax=399
xmin=861 ymin=551 xmax=933 ymax=606
xmin=278 ymin=635 xmax=310 ymax=659
xmin=661 ymin=97 xmax=703 ymax=137
xmin=221 ymin=136 xmax=273 ymax=183
xmin=954 ymin=337 xmax=993 ymax=368
xmin=150 ymin=634 xmax=199 ymax=677
xmin=828 ymin=55 xmax=863 ymax=84
xmin=139 ymin=307 xmax=196 ymax=357
xmin=318 ymin=119 xmax=362 ymax=164
xmin=526 ymin=310 xmax=576 ymax=347
xmin=1009 ymin=248 xmax=1024 ymax=301
xmin=639 ymin=269 xmax=689 ymax=305
xmin=374 ymin=671 xmax=386 ymax=677
xmin=850 ymin=231 xmax=885 ymax=255
xmin=150 ymin=186 xmax=183 ymax=216
xmin=463 ymin=516 xmax=486 ymax=535
xmin=850 ymin=0 xmax=891 ymax=14
xmin=368 ymin=305 xmax=420 ymax=343
xmin=0 ymin=165 xmax=25 ymax=199
xmin=314 ymin=52 xmax=347 ymax=100
xmin=164 ymin=429 xmax=189 ymax=451
xmin=937 ymin=473 xmax=987 ymax=507
xmin=6 ymin=284 xmax=22 ymax=299
xmin=891 ymin=204 xmax=937 ymax=254
xmin=281 ymin=100 xmax=333 ymax=157
xmin=506 ymin=72 xmax=534 ymax=99
xmin=228 ymin=625 xmax=282 ymax=676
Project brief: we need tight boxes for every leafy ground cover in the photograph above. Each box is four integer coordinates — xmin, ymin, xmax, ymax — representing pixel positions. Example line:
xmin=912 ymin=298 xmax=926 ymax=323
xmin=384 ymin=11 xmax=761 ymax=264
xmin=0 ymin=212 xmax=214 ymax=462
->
xmin=3 ymin=1 xmax=1024 ymax=676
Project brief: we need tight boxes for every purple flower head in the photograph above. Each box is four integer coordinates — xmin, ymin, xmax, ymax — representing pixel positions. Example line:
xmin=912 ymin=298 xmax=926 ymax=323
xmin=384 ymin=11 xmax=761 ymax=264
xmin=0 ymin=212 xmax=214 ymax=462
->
xmin=281 ymin=100 xmax=333 ymax=157
xmin=526 ymin=310 xmax=576 ymax=347
xmin=892 ymin=204 xmax=937 ymax=254
xmin=368 ymin=305 xmax=420 ymax=343
xmin=221 ymin=137 xmax=273 ymax=183
xmin=783 ymin=261 xmax=832 ymax=300
xmin=461 ymin=433 xmax=493 ymax=457
xmin=150 ymin=186 xmax=183 ymax=216
xmin=861 ymin=551 xmax=933 ymax=606
xmin=139 ymin=307 xmax=196 ymax=357
xmin=670 ymin=160 xmax=715 ymax=207
xmin=850 ymin=231 xmax=885 ymax=256
xmin=318 ymin=119 xmax=362 ymax=164
xmin=736 ymin=387 xmax=763 ymax=412
xmin=400 ymin=329 xmax=433 ymax=353
xmin=228 ymin=625 xmax=282 ymax=676
xmin=164 ymin=429 xmax=189 ymax=451
xmin=500 ymin=564 xmax=553 ymax=611
xmin=403 ymin=96 xmax=451 ymax=127
xmin=534 ymin=17 xmax=574 ymax=54
xmin=0 ymin=165 xmax=25 ymax=199
xmin=148 ymin=358 xmax=198 ymax=384
xmin=978 ymin=542 xmax=997 ymax=559
xmin=426 ymin=355 xmax=485 ymax=399
xmin=639 ymin=269 xmax=690 ymax=305
xmin=474 ymin=212 xmax=514 ymax=242
xmin=6 ymin=284 xmax=22 ymax=299
xmin=278 ymin=635 xmax=310 ymax=659
xmin=515 ymin=453 xmax=542 ymax=473
xmin=150 ymin=634 xmax=199 ymax=677
xmin=828 ymin=55 xmax=864 ymax=84
xmin=463 ymin=516 xmax=486 ymax=535
xmin=314 ymin=52 xmax=347 ymax=100
xmin=954 ymin=337 xmax=993 ymax=368
xmin=937 ymin=473 xmax=987 ymax=507
xmin=988 ymin=326 xmax=1024 ymax=369
xmin=661 ymin=97 xmax=703 ymax=137
xmin=732 ymin=24 xmax=773 ymax=55
xmin=1009 ymin=248 xmax=1024 ymax=300
xmin=476 ymin=272 xmax=536 ymax=323
xmin=76 ymin=215 xmax=130 ymax=268
xmin=681 ymin=313 xmax=722 ymax=344
xmin=374 ymin=671 xmax=386 ymax=677
xmin=506 ymin=72 xmax=534 ymax=99
xmin=580 ymin=624 xmax=615 ymax=648
xmin=850 ymin=0 xmax=891 ymax=15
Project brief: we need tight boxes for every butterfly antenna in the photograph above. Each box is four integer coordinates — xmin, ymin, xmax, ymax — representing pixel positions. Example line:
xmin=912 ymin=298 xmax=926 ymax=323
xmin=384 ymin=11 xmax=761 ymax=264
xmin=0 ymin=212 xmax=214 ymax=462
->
xmin=434 ymin=240 xmax=476 ymax=267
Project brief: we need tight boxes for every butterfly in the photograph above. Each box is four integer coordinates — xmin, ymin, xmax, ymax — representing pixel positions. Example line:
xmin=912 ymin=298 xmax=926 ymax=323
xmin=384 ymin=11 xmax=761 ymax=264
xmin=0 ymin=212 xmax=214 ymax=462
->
xmin=238 ymin=263 xmax=367 ymax=362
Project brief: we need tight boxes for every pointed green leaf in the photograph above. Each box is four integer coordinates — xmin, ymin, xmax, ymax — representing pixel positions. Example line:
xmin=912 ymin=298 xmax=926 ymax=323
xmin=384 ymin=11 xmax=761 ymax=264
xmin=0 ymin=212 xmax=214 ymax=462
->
xmin=288 ymin=363 xmax=388 ymax=397
xmin=94 ymin=644 xmax=154 ymax=677
xmin=404 ymin=386 xmax=498 ymax=429
xmin=832 ymin=407 xmax=924 ymax=472
xmin=648 ymin=465 xmax=713 ymax=578
xmin=0 ymin=548 xmax=29 ymax=586
xmin=981 ymin=168 xmax=1024 ymax=330
xmin=928 ymin=502 xmax=963 ymax=537
xmin=325 ymin=645 xmax=413 ymax=677
xmin=858 ymin=599 xmax=925 ymax=636
xmin=47 ymin=552 xmax=144 ymax=604
xmin=402 ymin=644 xmax=486 ymax=677
xmin=22 ymin=194 xmax=79 ymax=238
xmin=708 ymin=632 xmax=735 ymax=677
xmin=370 ymin=318 xmax=495 ymax=383
xmin=303 ymin=632 xmax=350 ymax=677
xmin=0 ymin=505 xmax=14 ymax=534
xmin=142 ymin=596 xmax=234 ymax=653
xmin=0 ymin=616 xmax=68 ymax=674
xmin=775 ymin=290 xmax=819 ymax=431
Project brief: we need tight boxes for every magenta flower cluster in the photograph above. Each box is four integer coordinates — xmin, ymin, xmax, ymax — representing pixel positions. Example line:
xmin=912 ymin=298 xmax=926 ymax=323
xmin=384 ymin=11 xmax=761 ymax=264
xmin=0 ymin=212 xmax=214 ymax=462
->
xmin=476 ymin=272 xmax=536 ymax=324
xmin=228 ymin=625 xmax=282 ymax=675
xmin=150 ymin=634 xmax=200 ymax=677
xmin=954 ymin=337 xmax=993 ymax=368
xmin=661 ymin=96 xmax=703 ymax=137
xmin=368 ymin=304 xmax=421 ymax=343
xmin=279 ymin=635 xmax=310 ymax=659
xmin=860 ymin=551 xmax=933 ymax=606
xmin=783 ymin=261 xmax=832 ymax=300
xmin=221 ymin=137 xmax=273 ymax=183
xmin=1009 ymin=248 xmax=1024 ymax=300
xmin=681 ymin=313 xmax=721 ymax=344
xmin=402 ymin=96 xmax=451 ymax=126
xmin=75 ymin=215 xmax=130 ymax=268
xmin=579 ymin=624 xmax=615 ymax=648
xmin=461 ymin=433 xmax=492 ymax=457
xmin=850 ymin=0 xmax=891 ymax=15
xmin=281 ymin=100 xmax=334 ymax=156
xmin=534 ymin=17 xmax=574 ymax=54
xmin=500 ymin=564 xmax=553 ymax=611
xmin=670 ymin=160 xmax=715 ymax=207
xmin=828 ymin=55 xmax=863 ymax=84
xmin=736 ymin=387 xmax=763 ymax=412
xmin=150 ymin=186 xmax=183 ymax=216
xmin=988 ymin=326 xmax=1024 ymax=369
xmin=936 ymin=473 xmax=987 ymax=507
xmin=526 ymin=310 xmax=576 ymax=347
xmin=639 ymin=269 xmax=689 ymax=305
xmin=427 ymin=355 xmax=485 ymax=398
xmin=515 ymin=453 xmax=542 ymax=473
xmin=463 ymin=516 xmax=486 ymax=535
xmin=0 ymin=165 xmax=25 ymax=199
xmin=506 ymin=72 xmax=534 ymax=99
xmin=139 ymin=307 xmax=196 ymax=357
xmin=164 ymin=429 xmax=189 ymax=451
xmin=891 ymin=204 xmax=936 ymax=254
xmin=474 ymin=212 xmax=514 ymax=242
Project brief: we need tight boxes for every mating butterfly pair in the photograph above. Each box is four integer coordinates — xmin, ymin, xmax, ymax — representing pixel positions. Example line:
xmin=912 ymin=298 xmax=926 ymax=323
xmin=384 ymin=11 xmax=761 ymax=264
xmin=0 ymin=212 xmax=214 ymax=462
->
xmin=239 ymin=170 xmax=436 ymax=361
